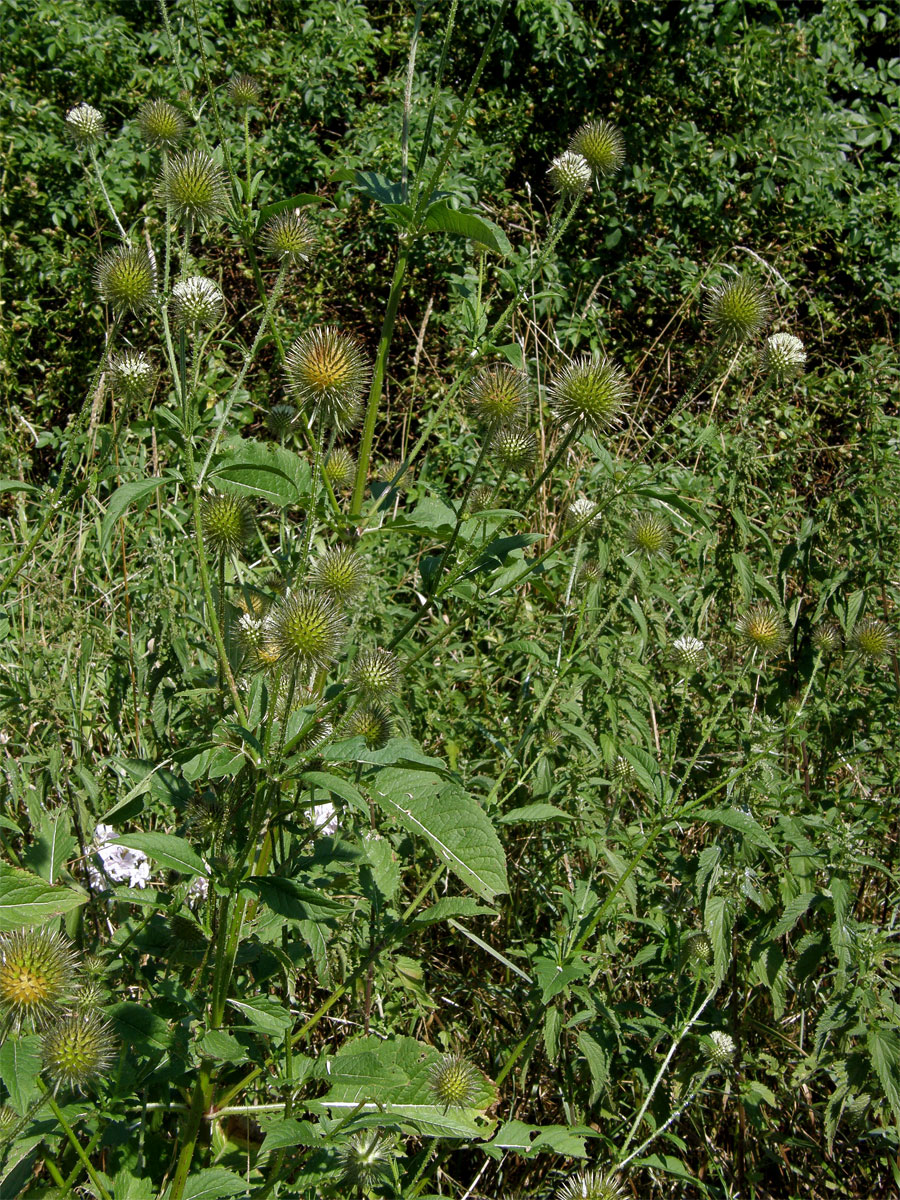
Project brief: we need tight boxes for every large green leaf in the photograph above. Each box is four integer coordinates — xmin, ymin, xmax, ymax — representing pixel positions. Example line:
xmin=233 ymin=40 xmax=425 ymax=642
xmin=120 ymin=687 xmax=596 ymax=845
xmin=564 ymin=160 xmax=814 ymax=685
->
xmin=424 ymin=200 xmax=512 ymax=256
xmin=112 ymin=832 xmax=207 ymax=877
xmin=370 ymin=768 xmax=508 ymax=901
xmin=99 ymin=477 xmax=168 ymax=551
xmin=162 ymin=1168 xmax=248 ymax=1200
xmin=0 ymin=1034 xmax=42 ymax=1115
xmin=210 ymin=438 xmax=309 ymax=506
xmin=868 ymin=1026 xmax=900 ymax=1124
xmin=0 ymin=864 xmax=86 ymax=931
xmin=484 ymin=1119 xmax=598 ymax=1159
xmin=245 ymin=875 xmax=348 ymax=922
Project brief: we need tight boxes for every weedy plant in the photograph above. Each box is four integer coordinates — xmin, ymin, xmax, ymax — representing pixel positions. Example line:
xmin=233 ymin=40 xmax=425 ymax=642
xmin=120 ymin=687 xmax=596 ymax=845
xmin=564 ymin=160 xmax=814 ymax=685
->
xmin=0 ymin=2 xmax=898 ymax=1199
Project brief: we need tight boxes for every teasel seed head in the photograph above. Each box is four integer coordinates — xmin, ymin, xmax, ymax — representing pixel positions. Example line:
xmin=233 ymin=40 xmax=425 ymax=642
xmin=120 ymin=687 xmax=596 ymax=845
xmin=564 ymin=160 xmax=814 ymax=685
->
xmin=324 ymin=447 xmax=356 ymax=491
xmin=705 ymin=273 xmax=771 ymax=343
xmin=310 ymin=546 xmax=367 ymax=604
xmin=285 ymin=327 xmax=371 ymax=431
xmin=760 ymin=332 xmax=806 ymax=381
xmin=850 ymin=617 xmax=894 ymax=661
xmin=263 ymin=210 xmax=317 ymax=265
xmin=297 ymin=714 xmax=334 ymax=753
xmin=468 ymin=365 xmax=531 ymax=428
xmin=548 ymin=150 xmax=592 ymax=197
xmin=812 ymin=621 xmax=841 ymax=657
xmin=428 ymin=1052 xmax=481 ymax=1111
xmin=492 ymin=425 xmax=538 ymax=472
xmin=569 ymin=118 xmax=626 ymax=178
xmin=706 ymin=1030 xmax=736 ymax=1067
xmin=137 ymin=98 xmax=186 ymax=149
xmin=684 ymin=931 xmax=714 ymax=966
xmin=66 ymin=103 xmax=104 ymax=148
xmin=344 ymin=702 xmax=393 ymax=750
xmin=465 ymin=485 xmax=496 ymax=515
xmin=736 ymin=602 xmax=788 ymax=657
xmin=109 ymin=351 xmax=157 ymax=402
xmin=378 ymin=458 xmax=413 ymax=492
xmin=266 ymin=588 xmax=346 ymax=673
xmin=265 ymin=403 xmax=297 ymax=439
xmin=42 ymin=1010 xmax=116 ymax=1091
xmin=74 ymin=980 xmax=106 ymax=1010
xmin=0 ymin=928 xmax=80 ymax=1032
xmin=95 ymin=246 xmax=157 ymax=314
xmin=339 ymin=1130 xmax=395 ymax=1191
xmin=578 ymin=559 xmax=604 ymax=588
xmin=228 ymin=74 xmax=261 ymax=108
xmin=171 ymin=276 xmax=225 ymax=328
xmin=352 ymin=647 xmax=401 ymax=699
xmin=567 ymin=497 xmax=602 ymax=534
xmin=550 ymin=354 xmax=630 ymax=438
xmin=159 ymin=150 xmax=228 ymax=225
xmin=556 ymin=1170 xmax=626 ymax=1200
xmin=200 ymin=492 xmax=254 ymax=556
xmin=628 ymin=511 xmax=670 ymax=557
xmin=612 ymin=755 xmax=637 ymax=790
xmin=671 ymin=634 xmax=706 ymax=673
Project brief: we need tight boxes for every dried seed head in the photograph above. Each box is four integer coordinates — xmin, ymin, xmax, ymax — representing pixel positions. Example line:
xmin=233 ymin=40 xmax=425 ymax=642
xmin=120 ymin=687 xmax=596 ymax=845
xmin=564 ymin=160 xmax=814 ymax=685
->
xmin=95 ymin=246 xmax=157 ymax=314
xmin=324 ymin=447 xmax=356 ymax=491
xmin=285 ymin=327 xmax=370 ymax=431
xmin=352 ymin=648 xmax=401 ymax=699
xmin=760 ymin=332 xmax=806 ymax=381
xmin=550 ymin=354 xmax=630 ymax=437
xmin=42 ymin=1010 xmax=116 ymax=1091
xmin=737 ymin=603 xmax=787 ymax=657
xmin=200 ymin=493 xmax=254 ymax=556
xmin=266 ymin=589 xmax=346 ymax=673
xmin=569 ymin=119 xmax=626 ymax=178
xmin=171 ymin=276 xmax=225 ymax=328
xmin=705 ymin=274 xmax=771 ymax=343
xmin=671 ymin=634 xmax=706 ymax=672
xmin=850 ymin=617 xmax=894 ymax=661
xmin=0 ymin=928 xmax=79 ymax=1032
xmin=706 ymin=1030 xmax=736 ymax=1067
xmin=556 ymin=1170 xmax=626 ymax=1200
xmin=812 ymin=621 xmax=841 ymax=657
xmin=548 ymin=150 xmax=592 ymax=197
xmin=137 ymin=98 xmax=186 ymax=149
xmin=468 ymin=366 xmax=531 ymax=428
xmin=309 ymin=546 xmax=367 ymax=604
xmin=428 ymin=1052 xmax=481 ymax=1111
xmin=339 ymin=1130 xmax=395 ymax=1191
xmin=344 ymin=703 xmax=393 ymax=750
xmin=492 ymin=425 xmax=538 ymax=471
xmin=263 ymin=210 xmax=317 ymax=265
xmin=567 ymin=497 xmax=602 ymax=534
xmin=159 ymin=150 xmax=228 ymax=225
xmin=228 ymin=74 xmax=261 ymax=108
xmin=109 ymin=351 xmax=157 ymax=401
xmin=66 ymin=103 xmax=104 ymax=148
xmin=265 ymin=403 xmax=297 ymax=439
xmin=628 ymin=511 xmax=670 ymax=557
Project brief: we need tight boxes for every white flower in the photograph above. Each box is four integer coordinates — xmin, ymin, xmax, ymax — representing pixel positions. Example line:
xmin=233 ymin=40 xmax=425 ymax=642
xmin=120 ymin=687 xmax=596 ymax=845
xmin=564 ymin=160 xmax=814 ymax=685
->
xmin=186 ymin=875 xmax=209 ymax=906
xmin=313 ymin=802 xmax=338 ymax=835
xmin=88 ymin=824 xmax=151 ymax=889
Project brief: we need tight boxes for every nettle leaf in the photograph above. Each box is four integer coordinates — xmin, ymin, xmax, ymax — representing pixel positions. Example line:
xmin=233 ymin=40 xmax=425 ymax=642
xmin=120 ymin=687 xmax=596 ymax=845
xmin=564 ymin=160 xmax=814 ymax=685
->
xmin=227 ymin=997 xmax=292 ymax=1039
xmin=497 ymin=803 xmax=573 ymax=824
xmin=386 ymin=496 xmax=457 ymax=539
xmin=370 ymin=768 xmax=508 ymax=902
xmin=867 ymin=1026 xmax=900 ymax=1124
xmin=245 ymin=876 xmax=348 ymax=922
xmin=21 ymin=809 xmax=75 ymax=883
xmin=424 ymin=200 xmax=512 ymax=256
xmin=704 ymin=893 xmax=734 ymax=982
xmin=0 ymin=1034 xmax=42 ymax=1115
xmin=210 ymin=438 xmax=309 ymax=506
xmin=112 ymin=833 xmax=207 ymax=877
xmin=411 ymin=897 xmax=495 ymax=927
xmin=694 ymin=806 xmax=777 ymax=852
xmin=771 ymin=891 xmax=818 ymax=938
xmin=109 ymin=1002 xmax=173 ymax=1051
xmin=162 ymin=1168 xmax=248 ymax=1200
xmin=0 ymin=864 xmax=86 ymax=931
xmin=484 ymin=1119 xmax=598 ymax=1159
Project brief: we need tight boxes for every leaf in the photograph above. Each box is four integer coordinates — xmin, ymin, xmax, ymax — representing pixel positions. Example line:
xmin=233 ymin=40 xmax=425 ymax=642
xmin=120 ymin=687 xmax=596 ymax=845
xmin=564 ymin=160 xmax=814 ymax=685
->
xmin=632 ymin=486 xmax=713 ymax=532
xmin=0 ymin=1034 xmax=42 ymax=1115
xmin=0 ymin=864 xmax=86 ymax=931
xmin=771 ymin=891 xmax=818 ymax=938
xmin=245 ymin=876 xmax=348 ymax=922
xmin=386 ymin=496 xmax=457 ymax=539
xmin=694 ymin=806 xmax=777 ymax=852
xmin=424 ymin=201 xmax=512 ymax=256
xmin=99 ymin=478 xmax=167 ymax=552
xmin=163 ymin=1168 xmax=249 ymax=1200
xmin=497 ymin=803 xmax=573 ymax=824
xmin=323 ymin=737 xmax=446 ymax=772
xmin=704 ymin=893 xmax=733 ymax=983
xmin=484 ymin=1119 xmax=597 ymax=1159
xmin=227 ymin=997 xmax=292 ymax=1038
xmin=198 ymin=1030 xmax=248 ymax=1063
xmin=255 ymin=192 xmax=328 ymax=225
xmin=22 ymin=810 xmax=75 ymax=884
xmin=351 ymin=170 xmax=405 ymax=205
xmin=299 ymin=770 xmax=368 ymax=816
xmin=371 ymin=768 xmax=508 ymax=902
xmin=258 ymin=1117 xmax=322 ymax=1153
xmin=867 ymin=1026 xmax=900 ymax=1124
xmin=0 ymin=480 xmax=38 ymax=496
xmin=210 ymin=438 xmax=309 ymax=505
xmin=109 ymin=1002 xmax=173 ymax=1051
xmin=411 ymin=897 xmax=495 ymax=926
xmin=577 ymin=1031 xmax=609 ymax=1103
xmin=112 ymin=833 xmax=207 ymax=877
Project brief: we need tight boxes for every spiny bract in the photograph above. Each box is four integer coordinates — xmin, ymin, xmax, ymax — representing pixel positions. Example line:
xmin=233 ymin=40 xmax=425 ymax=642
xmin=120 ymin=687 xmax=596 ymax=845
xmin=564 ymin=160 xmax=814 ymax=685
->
xmin=569 ymin=118 xmax=626 ymax=177
xmin=285 ymin=327 xmax=370 ymax=431
xmin=550 ymin=355 xmax=630 ymax=437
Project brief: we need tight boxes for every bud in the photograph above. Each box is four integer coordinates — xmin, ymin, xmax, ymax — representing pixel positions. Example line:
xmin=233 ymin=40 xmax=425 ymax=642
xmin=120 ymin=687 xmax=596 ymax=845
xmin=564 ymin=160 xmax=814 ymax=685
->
xmin=344 ymin=703 xmax=393 ymax=750
xmin=339 ymin=1131 xmax=395 ymax=1191
xmin=66 ymin=103 xmax=104 ymax=149
xmin=567 ymin=497 xmax=602 ymax=534
xmin=351 ymin=648 xmax=401 ymax=699
xmin=109 ymin=351 xmax=157 ymax=401
xmin=547 ymin=150 xmax=591 ymax=197
xmin=0 ymin=928 xmax=79 ymax=1032
xmin=492 ymin=425 xmax=538 ymax=471
xmin=671 ymin=634 xmax=706 ymax=673
xmin=137 ymin=98 xmax=186 ymax=149
xmin=468 ymin=365 xmax=531 ymax=428
xmin=171 ymin=276 xmax=225 ymax=328
xmin=569 ymin=119 xmax=626 ymax=178
xmin=578 ymin=559 xmax=604 ymax=588
xmin=760 ymin=332 xmax=806 ymax=382
xmin=95 ymin=246 xmax=157 ymax=314
xmin=465 ymin=485 xmax=496 ymax=515
xmin=628 ymin=511 xmax=670 ymax=557
xmin=42 ymin=1010 xmax=116 ymax=1091
xmin=612 ymin=756 xmax=636 ymax=790
xmin=285 ymin=327 xmax=371 ymax=431
xmin=263 ymin=210 xmax=317 ymax=265
xmin=265 ymin=403 xmax=297 ymax=439
xmin=811 ymin=621 xmax=841 ymax=657
xmin=228 ymin=74 xmax=261 ymax=108
xmin=850 ymin=617 xmax=894 ymax=661
xmin=556 ymin=1170 xmax=625 ymax=1200
xmin=266 ymin=589 xmax=346 ymax=673
xmin=201 ymin=493 xmax=253 ymax=556
xmin=324 ymin=447 xmax=356 ymax=491
xmin=705 ymin=274 xmax=771 ymax=343
xmin=736 ymin=602 xmax=787 ymax=657
xmin=706 ymin=1030 xmax=736 ymax=1067
xmin=159 ymin=150 xmax=228 ymax=225
xmin=683 ymin=931 xmax=713 ymax=966
xmin=550 ymin=354 xmax=630 ymax=438
xmin=428 ymin=1052 xmax=480 ymax=1111
xmin=310 ymin=546 xmax=367 ymax=604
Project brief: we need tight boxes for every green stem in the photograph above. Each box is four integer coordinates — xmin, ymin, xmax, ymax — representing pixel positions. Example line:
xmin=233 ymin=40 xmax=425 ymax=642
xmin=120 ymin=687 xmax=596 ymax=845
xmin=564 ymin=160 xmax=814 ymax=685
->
xmin=400 ymin=2 xmax=425 ymax=203
xmin=168 ymin=1061 xmax=214 ymax=1200
xmin=40 ymin=1081 xmax=112 ymax=1200
xmin=88 ymin=147 xmax=127 ymax=240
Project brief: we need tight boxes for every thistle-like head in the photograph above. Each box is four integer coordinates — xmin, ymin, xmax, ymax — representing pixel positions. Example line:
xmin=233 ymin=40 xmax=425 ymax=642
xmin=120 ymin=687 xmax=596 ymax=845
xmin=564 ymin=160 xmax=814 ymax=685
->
xmin=324 ymin=447 xmax=356 ymax=491
xmin=569 ymin=118 xmax=626 ymax=178
xmin=159 ymin=150 xmax=228 ymax=225
xmin=628 ymin=511 xmax=671 ymax=557
xmin=42 ymin=1010 xmax=116 ymax=1092
xmin=850 ymin=617 xmax=894 ymax=661
xmin=95 ymin=246 xmax=157 ymax=315
xmin=266 ymin=589 xmax=346 ymax=673
xmin=548 ymin=150 xmax=591 ymax=198
xmin=263 ymin=210 xmax=317 ymax=266
xmin=550 ymin=354 xmax=630 ymax=438
xmin=344 ymin=703 xmax=393 ymax=750
xmin=200 ymin=492 xmax=254 ymax=556
xmin=0 ymin=928 xmax=80 ymax=1032
xmin=428 ymin=1052 xmax=481 ymax=1111
xmin=467 ymin=365 xmax=531 ymax=428
xmin=265 ymin=403 xmax=297 ymax=440
xmin=555 ymin=1170 xmax=626 ymax=1200
xmin=309 ymin=546 xmax=367 ymax=605
xmin=339 ymin=1131 xmax=395 ymax=1191
xmin=736 ymin=602 xmax=788 ymax=657
xmin=760 ymin=332 xmax=806 ymax=382
xmin=285 ymin=327 xmax=371 ymax=431
xmin=66 ymin=103 xmax=104 ymax=149
xmin=109 ymin=351 xmax=157 ymax=402
xmin=705 ymin=1030 xmax=736 ymax=1067
xmin=705 ymin=273 xmax=771 ymax=343
xmin=137 ymin=98 xmax=186 ymax=150
xmin=492 ymin=425 xmax=538 ymax=472
xmin=171 ymin=276 xmax=225 ymax=329
xmin=351 ymin=648 xmax=401 ymax=700
xmin=228 ymin=74 xmax=261 ymax=108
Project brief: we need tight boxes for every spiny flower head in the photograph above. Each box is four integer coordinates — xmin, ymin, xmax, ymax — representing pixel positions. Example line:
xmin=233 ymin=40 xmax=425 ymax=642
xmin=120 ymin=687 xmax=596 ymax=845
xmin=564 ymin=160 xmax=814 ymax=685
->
xmin=265 ymin=403 xmax=297 ymax=439
xmin=0 ymin=928 xmax=79 ymax=1031
xmin=706 ymin=1030 xmax=736 ymax=1067
xmin=109 ymin=351 xmax=156 ymax=401
xmin=812 ymin=621 xmax=841 ymax=657
xmin=344 ymin=703 xmax=393 ymax=750
xmin=171 ymin=276 xmax=225 ymax=328
xmin=324 ymin=447 xmax=356 ymax=491
xmin=266 ymin=589 xmax=346 ymax=673
xmin=339 ymin=1130 xmax=395 ymax=1191
xmin=569 ymin=118 xmax=626 ymax=178
xmin=628 ymin=511 xmax=670 ymax=557
xmin=465 ymin=485 xmax=496 ymax=515
xmin=578 ymin=559 xmax=604 ymax=587
xmin=737 ymin=603 xmax=787 ymax=657
xmin=492 ymin=425 xmax=538 ymax=471
xmin=263 ymin=210 xmax=317 ymax=265
xmin=66 ymin=103 xmax=104 ymax=149
xmin=567 ymin=497 xmax=602 ymax=534
xmin=612 ymin=755 xmax=637 ymax=790
xmin=95 ymin=246 xmax=157 ymax=314
xmin=297 ymin=714 xmax=334 ymax=753
xmin=228 ymin=74 xmax=261 ymax=108
xmin=850 ymin=617 xmax=894 ymax=660
xmin=159 ymin=150 xmax=228 ymax=225
xmin=310 ymin=546 xmax=367 ymax=604
xmin=285 ymin=327 xmax=371 ymax=431
xmin=200 ymin=492 xmax=254 ymax=556
xmin=428 ymin=1052 xmax=481 ymax=1111
xmin=760 ymin=332 xmax=806 ymax=381
xmin=556 ymin=1170 xmax=625 ymax=1200
xmin=42 ymin=1010 xmax=116 ymax=1091
xmin=548 ymin=150 xmax=591 ymax=197
xmin=684 ymin=931 xmax=714 ymax=965
xmin=671 ymin=634 xmax=706 ymax=672
xmin=468 ymin=365 xmax=531 ymax=428
xmin=352 ymin=648 xmax=401 ymax=699
xmin=550 ymin=354 xmax=630 ymax=437
xmin=137 ymin=98 xmax=186 ymax=149
xmin=379 ymin=458 xmax=414 ymax=492
xmin=705 ymin=273 xmax=771 ymax=343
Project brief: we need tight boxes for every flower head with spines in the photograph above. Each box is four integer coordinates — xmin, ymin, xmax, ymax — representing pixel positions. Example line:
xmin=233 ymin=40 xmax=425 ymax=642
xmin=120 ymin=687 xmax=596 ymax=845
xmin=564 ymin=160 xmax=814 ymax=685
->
xmin=263 ymin=210 xmax=317 ymax=265
xmin=95 ymin=246 xmax=157 ymax=315
xmin=555 ymin=1170 xmax=625 ymax=1200
xmin=344 ymin=703 xmax=393 ymax=750
xmin=550 ymin=355 xmax=630 ymax=438
xmin=200 ymin=493 xmax=253 ymax=556
xmin=428 ymin=1052 xmax=481 ymax=1112
xmin=285 ymin=327 xmax=370 ymax=431
xmin=548 ymin=151 xmax=591 ymax=197
xmin=310 ymin=546 xmax=367 ymax=604
xmin=569 ymin=118 xmax=626 ymax=178
xmin=672 ymin=634 xmax=706 ymax=673
xmin=737 ymin=603 xmax=787 ymax=657
xmin=324 ymin=447 xmax=356 ymax=491
xmin=266 ymin=589 xmax=346 ymax=674
xmin=228 ymin=74 xmax=261 ymax=108
xmin=0 ymin=928 xmax=80 ymax=1032
xmin=159 ymin=150 xmax=228 ymax=226
xmin=66 ymin=104 xmax=104 ymax=149
xmin=265 ymin=404 xmax=297 ymax=440
xmin=137 ymin=99 xmax=186 ymax=149
xmin=705 ymin=273 xmax=771 ymax=343
xmin=706 ymin=1030 xmax=736 ymax=1067
xmin=109 ymin=351 xmax=157 ymax=402
xmin=352 ymin=648 xmax=401 ymax=700
xmin=628 ymin=511 xmax=670 ymax=557
xmin=42 ymin=1010 xmax=116 ymax=1092
xmin=850 ymin=617 xmax=893 ymax=661
xmin=467 ymin=365 xmax=531 ymax=428
xmin=492 ymin=425 xmax=538 ymax=472
xmin=760 ymin=332 xmax=806 ymax=381
xmin=171 ymin=276 xmax=225 ymax=328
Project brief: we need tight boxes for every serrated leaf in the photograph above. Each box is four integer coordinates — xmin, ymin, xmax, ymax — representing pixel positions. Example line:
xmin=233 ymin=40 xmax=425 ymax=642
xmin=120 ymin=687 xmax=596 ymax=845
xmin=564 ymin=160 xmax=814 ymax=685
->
xmin=210 ymin=438 xmax=309 ymax=505
xmin=113 ymin=833 xmax=207 ymax=877
xmin=497 ymin=803 xmax=572 ymax=824
xmin=867 ymin=1026 xmax=900 ymax=1124
xmin=163 ymin=1168 xmax=249 ymax=1199
xmin=99 ymin=477 xmax=168 ymax=552
xmin=227 ymin=997 xmax=292 ymax=1038
xmin=198 ymin=1030 xmax=248 ymax=1063
xmin=259 ymin=1117 xmax=322 ymax=1153
xmin=577 ymin=1031 xmax=609 ymax=1103
xmin=245 ymin=875 xmax=348 ymax=922
xmin=109 ymin=1002 xmax=172 ymax=1050
xmin=695 ymin=806 xmax=777 ymax=852
xmin=484 ymin=1119 xmax=597 ymax=1159
xmin=771 ymin=891 xmax=818 ymax=938
xmin=411 ymin=897 xmax=494 ymax=927
xmin=0 ymin=864 xmax=87 ymax=931
xmin=0 ymin=1034 xmax=42 ymax=1115
xmin=704 ymin=893 xmax=733 ymax=982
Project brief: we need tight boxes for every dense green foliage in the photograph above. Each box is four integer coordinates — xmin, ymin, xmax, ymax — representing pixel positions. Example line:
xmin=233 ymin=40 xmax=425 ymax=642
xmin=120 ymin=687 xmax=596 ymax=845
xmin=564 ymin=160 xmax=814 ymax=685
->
xmin=0 ymin=2 xmax=898 ymax=1198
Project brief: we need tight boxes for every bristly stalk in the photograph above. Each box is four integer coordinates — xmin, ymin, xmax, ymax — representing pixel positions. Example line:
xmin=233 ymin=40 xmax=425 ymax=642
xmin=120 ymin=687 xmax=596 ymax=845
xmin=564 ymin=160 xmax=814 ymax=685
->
xmin=400 ymin=2 xmax=425 ymax=203
xmin=88 ymin=146 xmax=128 ymax=240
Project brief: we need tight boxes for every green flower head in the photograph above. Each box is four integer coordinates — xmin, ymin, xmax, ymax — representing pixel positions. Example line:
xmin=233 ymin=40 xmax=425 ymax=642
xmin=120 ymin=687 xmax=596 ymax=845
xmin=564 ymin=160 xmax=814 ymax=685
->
xmin=547 ymin=150 xmax=591 ymax=197
xmin=705 ymin=273 xmax=771 ymax=343
xmin=550 ymin=354 xmax=630 ymax=438
xmin=159 ymin=150 xmax=228 ymax=225
xmin=266 ymin=589 xmax=346 ymax=673
xmin=569 ymin=118 xmax=626 ymax=178
xmin=137 ymin=98 xmax=186 ymax=149
xmin=95 ymin=246 xmax=157 ymax=315
xmin=42 ymin=1010 xmax=116 ymax=1091
xmin=66 ymin=103 xmax=104 ymax=149
xmin=468 ymin=365 xmax=531 ymax=428
xmin=0 ymin=928 xmax=79 ymax=1032
xmin=285 ymin=327 xmax=370 ymax=431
